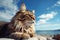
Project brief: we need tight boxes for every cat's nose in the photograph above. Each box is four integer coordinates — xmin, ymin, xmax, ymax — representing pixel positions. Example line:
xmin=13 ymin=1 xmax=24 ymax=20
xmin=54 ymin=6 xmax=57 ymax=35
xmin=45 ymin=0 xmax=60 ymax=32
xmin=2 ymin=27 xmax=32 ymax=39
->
xmin=32 ymin=22 xmax=34 ymax=23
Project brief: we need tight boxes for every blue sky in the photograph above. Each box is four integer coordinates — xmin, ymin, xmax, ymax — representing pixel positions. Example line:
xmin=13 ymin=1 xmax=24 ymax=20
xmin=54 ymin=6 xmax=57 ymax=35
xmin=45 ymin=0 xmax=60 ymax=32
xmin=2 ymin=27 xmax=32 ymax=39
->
xmin=0 ymin=0 xmax=60 ymax=30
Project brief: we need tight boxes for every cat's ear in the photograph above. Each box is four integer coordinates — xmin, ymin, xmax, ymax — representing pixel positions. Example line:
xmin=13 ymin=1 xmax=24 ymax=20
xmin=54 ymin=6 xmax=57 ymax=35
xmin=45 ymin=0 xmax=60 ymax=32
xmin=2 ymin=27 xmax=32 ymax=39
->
xmin=20 ymin=3 xmax=26 ymax=12
xmin=32 ymin=10 xmax=35 ymax=14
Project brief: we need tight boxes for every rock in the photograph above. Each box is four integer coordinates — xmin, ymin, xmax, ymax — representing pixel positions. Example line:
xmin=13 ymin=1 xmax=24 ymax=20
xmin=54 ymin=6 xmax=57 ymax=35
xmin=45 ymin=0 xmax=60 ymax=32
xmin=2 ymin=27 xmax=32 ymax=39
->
xmin=0 ymin=38 xmax=14 ymax=40
xmin=28 ymin=37 xmax=38 ymax=40
xmin=53 ymin=34 xmax=60 ymax=40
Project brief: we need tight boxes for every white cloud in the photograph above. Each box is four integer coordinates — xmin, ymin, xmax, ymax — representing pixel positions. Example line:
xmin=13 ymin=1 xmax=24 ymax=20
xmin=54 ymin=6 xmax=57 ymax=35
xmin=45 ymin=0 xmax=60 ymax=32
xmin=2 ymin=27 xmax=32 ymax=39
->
xmin=53 ymin=0 xmax=60 ymax=7
xmin=35 ymin=11 xmax=58 ymax=30
xmin=36 ymin=19 xmax=46 ymax=25
xmin=36 ymin=0 xmax=60 ymax=30
xmin=37 ymin=11 xmax=57 ymax=24
xmin=46 ymin=0 xmax=60 ymax=10
xmin=36 ymin=23 xmax=60 ymax=30
xmin=57 ymin=1 xmax=60 ymax=5
xmin=55 ymin=0 xmax=60 ymax=6
xmin=39 ymin=11 xmax=57 ymax=20
xmin=0 ymin=11 xmax=13 ymax=19
xmin=40 ymin=23 xmax=60 ymax=27
xmin=0 ymin=0 xmax=19 ymax=22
